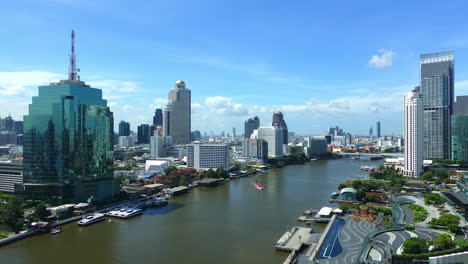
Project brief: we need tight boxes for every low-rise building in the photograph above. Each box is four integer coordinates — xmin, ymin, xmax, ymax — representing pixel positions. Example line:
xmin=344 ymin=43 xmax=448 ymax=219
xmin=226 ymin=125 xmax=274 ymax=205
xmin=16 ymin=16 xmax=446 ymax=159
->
xmin=0 ymin=159 xmax=23 ymax=193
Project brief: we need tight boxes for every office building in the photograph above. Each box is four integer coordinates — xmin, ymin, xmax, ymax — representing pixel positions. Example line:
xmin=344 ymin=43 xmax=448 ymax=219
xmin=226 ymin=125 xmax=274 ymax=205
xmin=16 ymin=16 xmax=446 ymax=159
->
xmin=0 ymin=131 xmax=17 ymax=145
xmin=420 ymin=51 xmax=454 ymax=159
xmin=451 ymin=96 xmax=468 ymax=162
xmin=118 ymin=136 xmax=135 ymax=148
xmin=150 ymin=129 xmax=172 ymax=159
xmin=232 ymin=127 xmax=236 ymax=139
xmin=153 ymin=108 xmax=163 ymax=126
xmin=186 ymin=143 xmax=230 ymax=170
xmin=191 ymin=130 xmax=201 ymax=141
xmin=163 ymin=80 xmax=191 ymax=144
xmin=369 ymin=126 xmax=373 ymax=139
xmin=20 ymin=31 xmax=119 ymax=204
xmin=119 ymin=120 xmax=130 ymax=136
xmin=137 ymin=124 xmax=150 ymax=144
xmin=303 ymin=136 xmax=328 ymax=155
xmin=3 ymin=115 xmax=14 ymax=131
xmin=403 ymin=90 xmax=423 ymax=177
xmin=272 ymin=112 xmax=288 ymax=144
xmin=242 ymin=138 xmax=268 ymax=160
xmin=257 ymin=126 xmax=283 ymax=158
xmin=244 ymin=116 xmax=260 ymax=139
xmin=376 ymin=121 xmax=381 ymax=138
xmin=0 ymin=160 xmax=23 ymax=193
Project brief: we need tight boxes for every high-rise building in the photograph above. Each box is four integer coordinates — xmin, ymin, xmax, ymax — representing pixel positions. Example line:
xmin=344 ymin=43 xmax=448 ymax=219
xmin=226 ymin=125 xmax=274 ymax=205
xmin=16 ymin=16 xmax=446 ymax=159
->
xmin=191 ymin=130 xmax=201 ymax=141
xmin=118 ymin=136 xmax=135 ymax=148
xmin=242 ymin=139 xmax=268 ymax=160
xmin=4 ymin=115 xmax=14 ymax=131
xmin=376 ymin=121 xmax=381 ymax=138
xmin=137 ymin=124 xmax=150 ymax=144
xmin=232 ymin=127 xmax=236 ymax=139
xmin=403 ymin=90 xmax=423 ymax=178
xmin=303 ymin=136 xmax=328 ymax=156
xmin=21 ymin=31 xmax=118 ymax=203
xmin=451 ymin=96 xmax=468 ymax=162
xmin=420 ymin=51 xmax=454 ymax=159
xmin=257 ymin=126 xmax=283 ymax=158
xmin=186 ymin=143 xmax=230 ymax=170
xmin=153 ymin=108 xmax=163 ymax=126
xmin=150 ymin=128 xmax=172 ymax=159
xmin=163 ymin=80 xmax=191 ymax=144
xmin=369 ymin=126 xmax=373 ymax=139
xmin=244 ymin=116 xmax=260 ymax=139
xmin=118 ymin=120 xmax=130 ymax=136
xmin=272 ymin=112 xmax=288 ymax=144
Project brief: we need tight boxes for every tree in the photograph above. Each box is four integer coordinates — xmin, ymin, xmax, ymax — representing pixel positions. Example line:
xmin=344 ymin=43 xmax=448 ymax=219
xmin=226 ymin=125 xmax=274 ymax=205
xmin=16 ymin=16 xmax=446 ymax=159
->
xmin=455 ymin=238 xmax=468 ymax=248
xmin=448 ymin=224 xmax=461 ymax=234
xmin=32 ymin=203 xmax=49 ymax=221
xmin=291 ymin=152 xmax=306 ymax=161
xmin=0 ymin=196 xmax=24 ymax=233
xmin=434 ymin=169 xmax=449 ymax=181
xmin=420 ymin=172 xmax=434 ymax=181
xmin=231 ymin=162 xmax=241 ymax=173
xmin=432 ymin=234 xmax=453 ymax=251
xmin=403 ymin=237 xmax=429 ymax=254
xmin=164 ymin=166 xmax=178 ymax=176
xmin=179 ymin=176 xmax=187 ymax=187
xmin=205 ymin=168 xmax=216 ymax=178
xmin=216 ymin=168 xmax=229 ymax=179
xmin=365 ymin=193 xmax=380 ymax=203
xmin=356 ymin=190 xmax=366 ymax=201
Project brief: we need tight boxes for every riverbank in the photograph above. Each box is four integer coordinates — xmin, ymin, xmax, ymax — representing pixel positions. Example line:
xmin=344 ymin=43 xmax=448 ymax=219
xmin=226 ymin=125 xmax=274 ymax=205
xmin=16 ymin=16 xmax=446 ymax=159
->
xmin=0 ymin=159 xmax=383 ymax=264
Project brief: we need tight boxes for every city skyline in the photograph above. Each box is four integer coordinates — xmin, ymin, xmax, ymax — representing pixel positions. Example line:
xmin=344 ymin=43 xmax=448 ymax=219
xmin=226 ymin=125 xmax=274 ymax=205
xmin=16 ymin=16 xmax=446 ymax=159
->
xmin=2 ymin=1 xmax=468 ymax=135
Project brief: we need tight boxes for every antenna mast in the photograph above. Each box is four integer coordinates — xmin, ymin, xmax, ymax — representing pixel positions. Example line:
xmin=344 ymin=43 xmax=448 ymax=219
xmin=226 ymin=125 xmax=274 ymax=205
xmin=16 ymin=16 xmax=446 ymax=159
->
xmin=68 ymin=30 xmax=79 ymax=81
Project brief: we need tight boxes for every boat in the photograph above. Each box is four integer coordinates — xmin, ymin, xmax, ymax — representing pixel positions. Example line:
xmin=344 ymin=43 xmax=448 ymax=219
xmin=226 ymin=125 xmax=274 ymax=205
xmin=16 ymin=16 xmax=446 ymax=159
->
xmin=256 ymin=183 xmax=264 ymax=190
xmin=370 ymin=156 xmax=383 ymax=160
xmin=77 ymin=213 xmax=105 ymax=226
xmin=352 ymin=156 xmax=360 ymax=160
xmin=106 ymin=207 xmax=143 ymax=219
xmin=50 ymin=226 xmax=62 ymax=234
xmin=256 ymin=169 xmax=268 ymax=173
xmin=330 ymin=192 xmax=339 ymax=198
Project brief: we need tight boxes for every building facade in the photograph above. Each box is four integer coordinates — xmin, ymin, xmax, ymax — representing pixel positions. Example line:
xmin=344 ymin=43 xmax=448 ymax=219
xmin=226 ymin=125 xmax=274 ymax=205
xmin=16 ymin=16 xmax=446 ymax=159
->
xmin=118 ymin=135 xmax=135 ymax=148
xmin=0 ymin=160 xmax=23 ymax=193
xmin=403 ymin=90 xmax=423 ymax=177
xmin=186 ymin=143 xmax=230 ymax=170
xmin=150 ymin=134 xmax=172 ymax=159
xmin=420 ymin=51 xmax=454 ymax=159
xmin=257 ymin=126 xmax=283 ymax=158
xmin=242 ymin=138 xmax=268 ymax=160
xmin=272 ymin=112 xmax=288 ymax=144
xmin=21 ymin=79 xmax=119 ymax=203
xmin=376 ymin=121 xmax=381 ymax=138
xmin=153 ymin=108 xmax=163 ymax=126
xmin=244 ymin=116 xmax=260 ymax=139
xmin=118 ymin=120 xmax=130 ymax=136
xmin=163 ymin=80 xmax=191 ymax=144
xmin=451 ymin=96 xmax=468 ymax=162
xmin=303 ymin=136 xmax=328 ymax=155
xmin=137 ymin=124 xmax=150 ymax=144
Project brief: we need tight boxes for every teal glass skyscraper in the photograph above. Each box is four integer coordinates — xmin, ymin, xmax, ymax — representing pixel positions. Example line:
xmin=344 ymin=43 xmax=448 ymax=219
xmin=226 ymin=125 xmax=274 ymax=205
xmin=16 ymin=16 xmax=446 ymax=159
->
xmin=420 ymin=51 xmax=454 ymax=159
xmin=20 ymin=31 xmax=119 ymax=204
xmin=451 ymin=96 xmax=468 ymax=162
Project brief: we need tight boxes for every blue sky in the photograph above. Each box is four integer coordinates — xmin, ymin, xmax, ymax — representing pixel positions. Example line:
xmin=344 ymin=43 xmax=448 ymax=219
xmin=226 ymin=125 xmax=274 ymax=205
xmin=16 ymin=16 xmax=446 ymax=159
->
xmin=1 ymin=0 xmax=468 ymax=135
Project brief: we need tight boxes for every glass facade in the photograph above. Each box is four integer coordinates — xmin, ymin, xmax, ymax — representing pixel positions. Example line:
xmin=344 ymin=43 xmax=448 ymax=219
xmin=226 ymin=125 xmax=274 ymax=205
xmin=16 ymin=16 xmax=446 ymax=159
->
xmin=420 ymin=51 xmax=454 ymax=159
xmin=451 ymin=115 xmax=468 ymax=162
xmin=21 ymin=80 xmax=118 ymax=204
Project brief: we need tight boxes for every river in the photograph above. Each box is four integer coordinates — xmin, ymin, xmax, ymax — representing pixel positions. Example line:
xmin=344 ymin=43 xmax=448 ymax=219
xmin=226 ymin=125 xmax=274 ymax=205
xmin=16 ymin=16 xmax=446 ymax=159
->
xmin=0 ymin=158 xmax=383 ymax=264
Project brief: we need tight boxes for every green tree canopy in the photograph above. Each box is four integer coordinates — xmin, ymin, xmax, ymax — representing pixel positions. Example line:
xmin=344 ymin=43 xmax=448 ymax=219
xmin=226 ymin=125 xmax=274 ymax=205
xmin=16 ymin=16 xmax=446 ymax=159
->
xmin=164 ymin=166 xmax=178 ymax=176
xmin=420 ymin=172 xmax=434 ymax=181
xmin=432 ymin=234 xmax=453 ymax=251
xmin=0 ymin=196 xmax=25 ymax=233
xmin=403 ymin=237 xmax=429 ymax=254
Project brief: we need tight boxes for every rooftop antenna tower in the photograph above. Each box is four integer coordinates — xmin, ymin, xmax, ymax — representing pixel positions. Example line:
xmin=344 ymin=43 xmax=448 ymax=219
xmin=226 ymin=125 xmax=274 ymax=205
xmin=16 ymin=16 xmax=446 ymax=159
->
xmin=68 ymin=30 xmax=80 ymax=81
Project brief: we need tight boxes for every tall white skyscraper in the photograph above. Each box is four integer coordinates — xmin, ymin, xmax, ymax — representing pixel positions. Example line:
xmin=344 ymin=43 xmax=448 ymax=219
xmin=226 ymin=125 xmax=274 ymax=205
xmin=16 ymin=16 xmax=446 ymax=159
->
xmin=257 ymin=126 xmax=284 ymax=158
xmin=163 ymin=80 xmax=191 ymax=144
xmin=403 ymin=90 xmax=423 ymax=177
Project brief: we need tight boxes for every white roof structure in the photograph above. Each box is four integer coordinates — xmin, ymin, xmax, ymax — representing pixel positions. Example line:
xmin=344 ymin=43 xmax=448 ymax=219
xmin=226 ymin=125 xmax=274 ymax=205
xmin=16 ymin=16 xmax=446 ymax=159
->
xmin=317 ymin=207 xmax=333 ymax=216
xmin=145 ymin=160 xmax=169 ymax=171
xmin=340 ymin=187 xmax=357 ymax=194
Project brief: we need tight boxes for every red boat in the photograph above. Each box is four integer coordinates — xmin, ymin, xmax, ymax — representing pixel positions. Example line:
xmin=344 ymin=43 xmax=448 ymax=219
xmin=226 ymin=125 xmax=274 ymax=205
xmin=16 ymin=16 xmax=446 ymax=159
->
xmin=255 ymin=183 xmax=264 ymax=190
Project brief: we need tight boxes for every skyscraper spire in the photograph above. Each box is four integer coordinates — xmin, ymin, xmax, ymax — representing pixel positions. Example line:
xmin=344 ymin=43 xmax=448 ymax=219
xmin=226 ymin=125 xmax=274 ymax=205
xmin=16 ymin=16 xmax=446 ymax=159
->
xmin=68 ymin=30 xmax=79 ymax=81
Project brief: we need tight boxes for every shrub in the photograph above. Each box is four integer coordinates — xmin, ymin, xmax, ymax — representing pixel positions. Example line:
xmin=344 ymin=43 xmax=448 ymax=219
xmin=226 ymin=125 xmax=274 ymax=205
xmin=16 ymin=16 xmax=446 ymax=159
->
xmin=408 ymin=204 xmax=428 ymax=222
xmin=403 ymin=237 xmax=429 ymax=254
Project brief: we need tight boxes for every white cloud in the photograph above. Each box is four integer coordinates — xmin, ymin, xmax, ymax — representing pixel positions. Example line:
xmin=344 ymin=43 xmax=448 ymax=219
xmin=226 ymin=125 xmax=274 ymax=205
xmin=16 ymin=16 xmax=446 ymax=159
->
xmin=205 ymin=96 xmax=248 ymax=116
xmin=0 ymin=71 xmax=64 ymax=96
xmin=368 ymin=49 xmax=395 ymax=68
xmin=149 ymin=98 xmax=167 ymax=109
xmin=108 ymin=101 xmax=118 ymax=108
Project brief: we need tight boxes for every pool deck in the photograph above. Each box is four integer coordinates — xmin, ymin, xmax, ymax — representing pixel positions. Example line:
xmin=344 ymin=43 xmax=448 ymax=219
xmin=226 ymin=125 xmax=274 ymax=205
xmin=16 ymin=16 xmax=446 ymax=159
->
xmin=275 ymin=226 xmax=315 ymax=252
